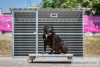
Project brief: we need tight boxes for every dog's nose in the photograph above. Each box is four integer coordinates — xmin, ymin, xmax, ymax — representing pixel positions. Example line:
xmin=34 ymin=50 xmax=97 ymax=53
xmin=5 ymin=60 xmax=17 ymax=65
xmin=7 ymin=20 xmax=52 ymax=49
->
xmin=48 ymin=28 xmax=52 ymax=32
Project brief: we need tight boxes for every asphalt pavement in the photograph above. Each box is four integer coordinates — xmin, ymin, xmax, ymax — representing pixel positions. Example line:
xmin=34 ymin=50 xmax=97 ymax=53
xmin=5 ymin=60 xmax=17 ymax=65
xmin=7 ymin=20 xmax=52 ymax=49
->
xmin=0 ymin=57 xmax=100 ymax=67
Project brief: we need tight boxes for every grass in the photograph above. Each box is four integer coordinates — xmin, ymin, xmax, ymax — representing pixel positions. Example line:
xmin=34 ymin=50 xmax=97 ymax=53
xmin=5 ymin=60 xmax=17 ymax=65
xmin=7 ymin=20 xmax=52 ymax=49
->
xmin=84 ymin=35 xmax=100 ymax=57
xmin=0 ymin=33 xmax=12 ymax=57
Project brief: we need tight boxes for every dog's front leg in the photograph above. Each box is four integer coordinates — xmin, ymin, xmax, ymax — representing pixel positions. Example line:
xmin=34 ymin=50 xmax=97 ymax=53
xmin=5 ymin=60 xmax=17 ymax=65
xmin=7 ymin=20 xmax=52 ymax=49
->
xmin=49 ymin=36 xmax=55 ymax=54
xmin=53 ymin=37 xmax=55 ymax=54
xmin=43 ymin=41 xmax=47 ymax=54
xmin=43 ymin=34 xmax=47 ymax=54
xmin=48 ymin=48 xmax=53 ymax=54
xmin=48 ymin=37 xmax=54 ymax=54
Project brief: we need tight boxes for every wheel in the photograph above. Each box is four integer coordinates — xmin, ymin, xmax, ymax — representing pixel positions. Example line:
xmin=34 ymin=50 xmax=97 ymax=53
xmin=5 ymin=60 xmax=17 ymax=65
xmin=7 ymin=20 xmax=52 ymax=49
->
xmin=28 ymin=56 xmax=36 ymax=63
xmin=67 ymin=56 xmax=72 ymax=60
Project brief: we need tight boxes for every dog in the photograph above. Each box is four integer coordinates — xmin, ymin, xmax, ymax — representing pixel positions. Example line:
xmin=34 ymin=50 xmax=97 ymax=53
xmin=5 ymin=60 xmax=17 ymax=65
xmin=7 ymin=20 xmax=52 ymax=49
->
xmin=42 ymin=24 xmax=68 ymax=54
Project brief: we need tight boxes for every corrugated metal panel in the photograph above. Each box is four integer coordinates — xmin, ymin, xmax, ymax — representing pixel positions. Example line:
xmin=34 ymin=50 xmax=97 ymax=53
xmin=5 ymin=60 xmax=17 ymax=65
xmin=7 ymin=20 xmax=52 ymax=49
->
xmin=38 ymin=10 xmax=83 ymax=56
xmin=13 ymin=9 xmax=83 ymax=56
xmin=14 ymin=12 xmax=36 ymax=56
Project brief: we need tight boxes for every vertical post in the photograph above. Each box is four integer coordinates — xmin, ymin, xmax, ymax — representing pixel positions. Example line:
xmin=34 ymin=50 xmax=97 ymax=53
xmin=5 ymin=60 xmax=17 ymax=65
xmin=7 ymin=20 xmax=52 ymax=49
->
xmin=12 ymin=10 xmax=14 ymax=57
xmin=82 ymin=10 xmax=84 ymax=57
xmin=36 ymin=10 xmax=38 ymax=54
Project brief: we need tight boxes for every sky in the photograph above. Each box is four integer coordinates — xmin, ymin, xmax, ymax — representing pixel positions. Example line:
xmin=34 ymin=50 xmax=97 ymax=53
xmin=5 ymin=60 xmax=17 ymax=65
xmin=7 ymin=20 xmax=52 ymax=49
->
xmin=0 ymin=0 xmax=42 ymax=12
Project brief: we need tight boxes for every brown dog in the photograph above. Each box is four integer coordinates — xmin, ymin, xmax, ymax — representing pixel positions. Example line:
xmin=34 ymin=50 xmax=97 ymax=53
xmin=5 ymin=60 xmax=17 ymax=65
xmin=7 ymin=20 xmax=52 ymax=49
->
xmin=43 ymin=24 xmax=68 ymax=54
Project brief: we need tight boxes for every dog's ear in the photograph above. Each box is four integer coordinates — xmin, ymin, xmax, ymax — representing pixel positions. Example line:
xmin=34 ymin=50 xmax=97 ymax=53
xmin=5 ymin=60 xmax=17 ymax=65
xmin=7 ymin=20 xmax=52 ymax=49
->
xmin=51 ymin=25 xmax=54 ymax=30
xmin=49 ymin=25 xmax=54 ymax=32
xmin=43 ymin=24 xmax=47 ymax=33
xmin=43 ymin=25 xmax=45 ymax=30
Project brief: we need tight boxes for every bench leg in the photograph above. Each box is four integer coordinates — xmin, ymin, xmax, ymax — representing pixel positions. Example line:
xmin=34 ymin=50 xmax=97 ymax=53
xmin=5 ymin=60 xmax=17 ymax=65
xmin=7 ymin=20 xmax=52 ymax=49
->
xmin=28 ymin=56 xmax=36 ymax=63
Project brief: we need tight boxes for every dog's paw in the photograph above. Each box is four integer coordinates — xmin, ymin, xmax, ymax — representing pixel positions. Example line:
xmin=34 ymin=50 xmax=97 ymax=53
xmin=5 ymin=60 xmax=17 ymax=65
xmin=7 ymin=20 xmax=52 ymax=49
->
xmin=53 ymin=52 xmax=61 ymax=54
xmin=43 ymin=51 xmax=46 ymax=54
xmin=48 ymin=52 xmax=53 ymax=54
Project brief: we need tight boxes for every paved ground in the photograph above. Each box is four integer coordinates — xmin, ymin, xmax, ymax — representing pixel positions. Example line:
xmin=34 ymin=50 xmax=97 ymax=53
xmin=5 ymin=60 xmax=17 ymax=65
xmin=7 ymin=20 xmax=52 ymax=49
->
xmin=0 ymin=57 xmax=100 ymax=67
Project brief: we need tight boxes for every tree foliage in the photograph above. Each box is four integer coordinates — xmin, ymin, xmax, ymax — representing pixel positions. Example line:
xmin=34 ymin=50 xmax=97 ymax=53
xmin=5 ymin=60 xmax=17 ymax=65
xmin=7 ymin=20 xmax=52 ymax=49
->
xmin=92 ymin=0 xmax=100 ymax=15
xmin=41 ymin=0 xmax=52 ymax=8
xmin=61 ymin=0 xmax=78 ymax=8
xmin=41 ymin=0 xmax=100 ymax=15
xmin=41 ymin=0 xmax=79 ymax=8
xmin=81 ymin=0 xmax=100 ymax=15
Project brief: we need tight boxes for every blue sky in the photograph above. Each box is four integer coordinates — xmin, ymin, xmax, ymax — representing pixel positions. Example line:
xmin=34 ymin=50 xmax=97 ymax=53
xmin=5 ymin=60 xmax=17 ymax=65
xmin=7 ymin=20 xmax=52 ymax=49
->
xmin=0 ymin=0 xmax=42 ymax=12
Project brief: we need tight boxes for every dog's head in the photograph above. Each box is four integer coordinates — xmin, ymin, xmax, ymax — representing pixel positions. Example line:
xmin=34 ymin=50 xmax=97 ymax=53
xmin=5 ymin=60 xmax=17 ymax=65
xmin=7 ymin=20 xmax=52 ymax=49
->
xmin=43 ymin=24 xmax=54 ymax=36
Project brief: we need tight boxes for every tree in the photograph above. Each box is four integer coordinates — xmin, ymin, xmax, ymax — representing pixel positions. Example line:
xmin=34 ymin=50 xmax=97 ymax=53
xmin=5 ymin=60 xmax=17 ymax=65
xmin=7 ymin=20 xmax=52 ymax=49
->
xmin=61 ymin=0 xmax=78 ymax=8
xmin=92 ymin=0 xmax=100 ymax=15
xmin=41 ymin=0 xmax=79 ymax=8
xmin=41 ymin=0 xmax=52 ymax=8
xmin=41 ymin=0 xmax=100 ymax=15
xmin=82 ymin=0 xmax=92 ymax=8
xmin=82 ymin=0 xmax=100 ymax=15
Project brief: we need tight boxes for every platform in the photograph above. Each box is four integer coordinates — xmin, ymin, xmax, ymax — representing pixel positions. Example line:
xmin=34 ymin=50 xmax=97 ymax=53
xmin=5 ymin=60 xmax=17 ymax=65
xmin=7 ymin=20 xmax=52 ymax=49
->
xmin=28 ymin=54 xmax=73 ymax=63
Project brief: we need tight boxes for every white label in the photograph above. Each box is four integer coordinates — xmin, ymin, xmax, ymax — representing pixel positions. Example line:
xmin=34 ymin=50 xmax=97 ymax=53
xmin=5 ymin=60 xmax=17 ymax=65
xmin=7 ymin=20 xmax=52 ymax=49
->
xmin=50 ymin=13 xmax=58 ymax=17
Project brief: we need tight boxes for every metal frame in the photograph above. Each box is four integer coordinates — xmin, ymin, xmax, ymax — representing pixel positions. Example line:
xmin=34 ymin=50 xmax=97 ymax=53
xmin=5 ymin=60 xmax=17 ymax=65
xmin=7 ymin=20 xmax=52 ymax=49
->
xmin=36 ymin=10 xmax=38 ymax=54
xmin=12 ymin=9 xmax=83 ymax=57
xmin=82 ymin=10 xmax=84 ymax=57
xmin=12 ymin=11 xmax=14 ymax=57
